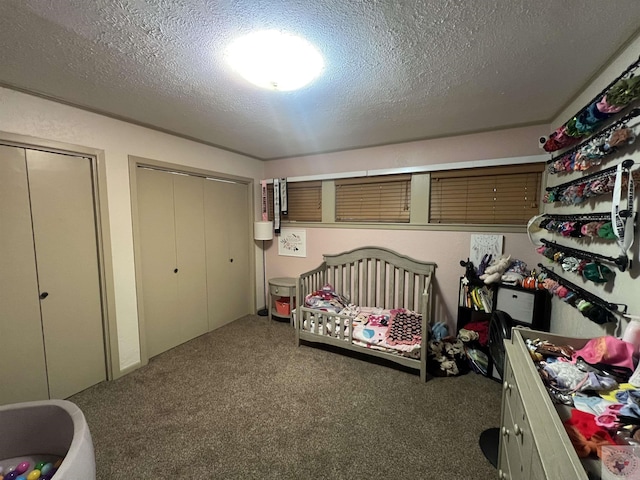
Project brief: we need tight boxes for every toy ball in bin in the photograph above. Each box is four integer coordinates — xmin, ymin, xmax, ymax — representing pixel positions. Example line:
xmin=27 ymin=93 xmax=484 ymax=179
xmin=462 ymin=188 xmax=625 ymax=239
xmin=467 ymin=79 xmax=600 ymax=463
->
xmin=275 ymin=297 xmax=291 ymax=316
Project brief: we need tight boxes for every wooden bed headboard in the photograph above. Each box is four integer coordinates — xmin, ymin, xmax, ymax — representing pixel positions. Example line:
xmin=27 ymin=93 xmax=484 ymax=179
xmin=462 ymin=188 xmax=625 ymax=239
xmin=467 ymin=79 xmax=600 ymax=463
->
xmin=320 ymin=246 xmax=436 ymax=313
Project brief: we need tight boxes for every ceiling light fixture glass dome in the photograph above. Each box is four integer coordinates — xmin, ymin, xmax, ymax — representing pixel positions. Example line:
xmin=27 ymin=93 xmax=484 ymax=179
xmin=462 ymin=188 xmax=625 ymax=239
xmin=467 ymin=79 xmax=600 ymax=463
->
xmin=225 ymin=30 xmax=324 ymax=91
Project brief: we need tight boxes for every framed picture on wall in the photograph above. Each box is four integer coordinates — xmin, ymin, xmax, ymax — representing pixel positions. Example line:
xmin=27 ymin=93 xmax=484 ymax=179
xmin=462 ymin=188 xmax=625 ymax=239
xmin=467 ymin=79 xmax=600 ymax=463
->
xmin=470 ymin=234 xmax=503 ymax=268
xmin=278 ymin=228 xmax=306 ymax=257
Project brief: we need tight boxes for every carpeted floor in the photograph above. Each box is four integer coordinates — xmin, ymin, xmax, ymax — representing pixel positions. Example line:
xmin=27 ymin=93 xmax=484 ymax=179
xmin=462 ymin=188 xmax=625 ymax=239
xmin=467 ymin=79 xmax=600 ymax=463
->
xmin=69 ymin=315 xmax=502 ymax=479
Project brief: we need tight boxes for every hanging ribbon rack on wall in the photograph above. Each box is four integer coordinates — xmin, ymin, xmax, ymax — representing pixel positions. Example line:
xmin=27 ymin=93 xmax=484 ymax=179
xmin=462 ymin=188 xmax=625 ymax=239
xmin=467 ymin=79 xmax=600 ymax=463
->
xmin=544 ymin=160 xmax=636 ymax=205
xmin=542 ymin=55 xmax=640 ymax=153
xmin=546 ymin=160 xmax=634 ymax=193
xmin=546 ymin=108 xmax=640 ymax=172
xmin=538 ymin=264 xmax=627 ymax=316
xmin=540 ymin=238 xmax=629 ymax=271
xmin=541 ymin=211 xmax=612 ymax=221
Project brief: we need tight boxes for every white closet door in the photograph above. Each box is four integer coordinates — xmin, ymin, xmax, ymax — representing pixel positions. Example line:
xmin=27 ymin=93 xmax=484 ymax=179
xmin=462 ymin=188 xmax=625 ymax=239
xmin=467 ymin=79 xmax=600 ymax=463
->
xmin=0 ymin=145 xmax=49 ymax=404
xmin=26 ymin=150 xmax=106 ymax=400
xmin=204 ymin=179 xmax=251 ymax=329
xmin=173 ymin=174 xmax=208 ymax=343
xmin=137 ymin=168 xmax=179 ymax=358
xmin=224 ymin=181 xmax=251 ymax=321
xmin=137 ymin=168 xmax=208 ymax=359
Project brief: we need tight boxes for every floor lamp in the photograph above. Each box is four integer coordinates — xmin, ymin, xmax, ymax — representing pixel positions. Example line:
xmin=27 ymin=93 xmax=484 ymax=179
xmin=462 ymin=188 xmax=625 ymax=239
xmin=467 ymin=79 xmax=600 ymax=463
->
xmin=254 ymin=221 xmax=273 ymax=316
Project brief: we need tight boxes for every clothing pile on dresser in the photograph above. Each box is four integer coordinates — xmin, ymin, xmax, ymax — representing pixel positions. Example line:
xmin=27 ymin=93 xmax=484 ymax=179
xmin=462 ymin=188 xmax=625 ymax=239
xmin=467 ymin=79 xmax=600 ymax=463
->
xmin=526 ymin=335 xmax=640 ymax=459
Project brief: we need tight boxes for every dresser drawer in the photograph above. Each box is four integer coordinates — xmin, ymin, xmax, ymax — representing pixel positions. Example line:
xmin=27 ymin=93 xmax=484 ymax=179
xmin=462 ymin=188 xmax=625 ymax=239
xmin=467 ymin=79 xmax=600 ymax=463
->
xmin=500 ymin=359 xmax=532 ymax=480
xmin=496 ymin=289 xmax=535 ymax=325
xmin=270 ymin=284 xmax=294 ymax=297
xmin=500 ymin=329 xmax=591 ymax=480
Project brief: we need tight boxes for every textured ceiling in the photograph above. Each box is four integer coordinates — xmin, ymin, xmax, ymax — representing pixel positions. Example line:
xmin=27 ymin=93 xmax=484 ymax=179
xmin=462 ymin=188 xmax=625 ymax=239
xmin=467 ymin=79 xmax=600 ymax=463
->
xmin=1 ymin=1 xmax=639 ymax=160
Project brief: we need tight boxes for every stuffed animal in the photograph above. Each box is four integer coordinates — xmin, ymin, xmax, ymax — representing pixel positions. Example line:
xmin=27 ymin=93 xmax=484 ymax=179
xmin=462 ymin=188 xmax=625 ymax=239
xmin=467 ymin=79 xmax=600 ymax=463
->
xmin=479 ymin=254 xmax=512 ymax=284
xmin=501 ymin=259 xmax=529 ymax=286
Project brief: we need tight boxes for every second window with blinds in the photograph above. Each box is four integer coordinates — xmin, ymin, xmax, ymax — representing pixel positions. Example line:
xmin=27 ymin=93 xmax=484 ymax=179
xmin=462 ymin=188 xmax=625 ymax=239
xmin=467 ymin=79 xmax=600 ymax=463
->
xmin=335 ymin=174 xmax=411 ymax=223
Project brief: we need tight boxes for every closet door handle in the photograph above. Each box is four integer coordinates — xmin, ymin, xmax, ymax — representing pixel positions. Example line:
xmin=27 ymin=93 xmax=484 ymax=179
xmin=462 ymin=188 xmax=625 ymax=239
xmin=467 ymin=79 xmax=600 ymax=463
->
xmin=39 ymin=292 xmax=49 ymax=299
xmin=174 ymin=268 xmax=178 ymax=273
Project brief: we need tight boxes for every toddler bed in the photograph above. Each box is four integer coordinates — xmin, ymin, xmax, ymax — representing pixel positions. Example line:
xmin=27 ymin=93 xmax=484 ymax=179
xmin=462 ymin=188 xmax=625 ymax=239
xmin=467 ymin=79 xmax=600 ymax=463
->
xmin=294 ymin=246 xmax=436 ymax=381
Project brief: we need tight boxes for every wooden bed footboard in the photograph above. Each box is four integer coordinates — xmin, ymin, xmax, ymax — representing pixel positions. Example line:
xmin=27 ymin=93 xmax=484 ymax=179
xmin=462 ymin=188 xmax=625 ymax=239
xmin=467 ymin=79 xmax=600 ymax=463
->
xmin=293 ymin=246 xmax=436 ymax=382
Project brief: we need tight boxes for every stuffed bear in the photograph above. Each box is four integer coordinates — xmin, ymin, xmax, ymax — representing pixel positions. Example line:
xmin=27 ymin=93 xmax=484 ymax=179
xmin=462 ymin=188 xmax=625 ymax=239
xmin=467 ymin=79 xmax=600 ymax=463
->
xmin=479 ymin=254 xmax=511 ymax=284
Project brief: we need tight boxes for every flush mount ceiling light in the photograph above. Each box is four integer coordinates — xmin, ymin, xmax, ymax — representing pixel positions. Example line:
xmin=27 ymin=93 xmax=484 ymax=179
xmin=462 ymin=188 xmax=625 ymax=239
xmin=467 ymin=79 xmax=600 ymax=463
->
xmin=225 ymin=30 xmax=324 ymax=91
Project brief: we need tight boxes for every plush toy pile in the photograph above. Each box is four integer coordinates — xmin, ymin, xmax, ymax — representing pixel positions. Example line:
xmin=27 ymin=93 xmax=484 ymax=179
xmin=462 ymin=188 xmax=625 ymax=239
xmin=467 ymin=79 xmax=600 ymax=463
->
xmin=479 ymin=254 xmax=511 ymax=284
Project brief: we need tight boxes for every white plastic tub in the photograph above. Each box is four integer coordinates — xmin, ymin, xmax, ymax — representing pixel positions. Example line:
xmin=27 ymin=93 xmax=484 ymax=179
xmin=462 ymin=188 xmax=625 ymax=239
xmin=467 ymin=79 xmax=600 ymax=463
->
xmin=0 ymin=400 xmax=95 ymax=479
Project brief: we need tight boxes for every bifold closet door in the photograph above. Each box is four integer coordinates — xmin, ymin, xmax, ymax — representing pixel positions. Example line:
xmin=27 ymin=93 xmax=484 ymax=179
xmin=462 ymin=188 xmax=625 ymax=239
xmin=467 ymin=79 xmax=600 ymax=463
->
xmin=0 ymin=145 xmax=49 ymax=404
xmin=0 ymin=146 xmax=106 ymax=403
xmin=26 ymin=150 xmax=106 ymax=400
xmin=204 ymin=179 xmax=251 ymax=330
xmin=137 ymin=168 xmax=208 ymax=359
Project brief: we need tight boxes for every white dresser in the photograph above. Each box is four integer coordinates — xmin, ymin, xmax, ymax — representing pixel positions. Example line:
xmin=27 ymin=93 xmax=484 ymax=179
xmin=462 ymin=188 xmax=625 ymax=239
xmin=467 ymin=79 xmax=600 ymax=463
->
xmin=498 ymin=328 xmax=597 ymax=479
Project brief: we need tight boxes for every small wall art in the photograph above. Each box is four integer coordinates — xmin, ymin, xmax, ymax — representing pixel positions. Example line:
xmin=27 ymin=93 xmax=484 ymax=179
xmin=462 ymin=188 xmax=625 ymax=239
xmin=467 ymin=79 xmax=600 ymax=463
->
xmin=469 ymin=234 xmax=504 ymax=268
xmin=278 ymin=228 xmax=306 ymax=257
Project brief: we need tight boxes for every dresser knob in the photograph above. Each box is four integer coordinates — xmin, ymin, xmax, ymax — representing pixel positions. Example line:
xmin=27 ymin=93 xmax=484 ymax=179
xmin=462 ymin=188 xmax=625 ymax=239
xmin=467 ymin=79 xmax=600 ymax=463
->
xmin=503 ymin=381 xmax=512 ymax=391
xmin=514 ymin=423 xmax=522 ymax=436
xmin=501 ymin=426 xmax=510 ymax=437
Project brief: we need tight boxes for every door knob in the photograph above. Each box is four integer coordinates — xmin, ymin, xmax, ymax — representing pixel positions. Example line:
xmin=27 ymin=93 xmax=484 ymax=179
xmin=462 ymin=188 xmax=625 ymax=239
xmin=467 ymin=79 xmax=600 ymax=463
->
xmin=39 ymin=292 xmax=49 ymax=299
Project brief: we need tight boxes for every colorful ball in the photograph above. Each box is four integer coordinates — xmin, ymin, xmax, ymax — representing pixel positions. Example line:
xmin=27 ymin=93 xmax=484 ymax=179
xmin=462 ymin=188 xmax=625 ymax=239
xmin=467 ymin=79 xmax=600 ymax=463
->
xmin=15 ymin=464 xmax=28 ymax=476
xmin=27 ymin=470 xmax=41 ymax=480
xmin=39 ymin=465 xmax=52 ymax=476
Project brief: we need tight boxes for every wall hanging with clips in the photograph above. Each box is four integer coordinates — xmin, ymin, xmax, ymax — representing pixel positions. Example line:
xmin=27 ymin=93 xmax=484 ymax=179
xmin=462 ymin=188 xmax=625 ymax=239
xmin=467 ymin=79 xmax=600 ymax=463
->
xmin=537 ymin=264 xmax=627 ymax=325
xmin=536 ymin=237 xmax=627 ymax=278
xmin=543 ymin=159 xmax=635 ymax=204
xmin=541 ymin=55 xmax=640 ymax=153
xmin=547 ymin=108 xmax=639 ymax=174
xmin=537 ymin=212 xmax=616 ymax=241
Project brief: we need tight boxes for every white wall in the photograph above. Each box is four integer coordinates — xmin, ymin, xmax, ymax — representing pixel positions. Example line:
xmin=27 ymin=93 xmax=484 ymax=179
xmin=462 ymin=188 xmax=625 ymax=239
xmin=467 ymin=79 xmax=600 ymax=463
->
xmin=264 ymin=124 xmax=551 ymax=332
xmin=544 ymin=33 xmax=640 ymax=339
xmin=0 ymin=87 xmax=265 ymax=371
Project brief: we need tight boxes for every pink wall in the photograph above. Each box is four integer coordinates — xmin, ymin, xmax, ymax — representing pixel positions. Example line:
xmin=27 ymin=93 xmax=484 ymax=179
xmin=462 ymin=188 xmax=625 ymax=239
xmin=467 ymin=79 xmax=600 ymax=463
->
xmin=263 ymin=124 xmax=550 ymax=334
xmin=265 ymin=124 xmax=549 ymax=175
xmin=263 ymin=229 xmax=540 ymax=330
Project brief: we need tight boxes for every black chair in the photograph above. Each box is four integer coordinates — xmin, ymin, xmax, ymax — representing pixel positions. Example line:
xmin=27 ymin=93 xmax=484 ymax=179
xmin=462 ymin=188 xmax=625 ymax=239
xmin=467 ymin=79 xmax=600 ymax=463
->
xmin=479 ymin=310 xmax=513 ymax=468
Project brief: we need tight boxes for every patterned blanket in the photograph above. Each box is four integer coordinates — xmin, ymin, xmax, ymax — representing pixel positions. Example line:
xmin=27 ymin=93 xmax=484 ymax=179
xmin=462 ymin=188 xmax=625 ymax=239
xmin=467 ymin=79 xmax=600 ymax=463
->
xmin=351 ymin=307 xmax=421 ymax=356
xmin=385 ymin=310 xmax=422 ymax=346
xmin=303 ymin=286 xmax=422 ymax=358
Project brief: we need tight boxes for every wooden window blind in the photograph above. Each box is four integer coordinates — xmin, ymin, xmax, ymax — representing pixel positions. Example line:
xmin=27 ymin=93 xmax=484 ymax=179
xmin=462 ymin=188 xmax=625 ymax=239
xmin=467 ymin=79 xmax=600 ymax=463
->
xmin=430 ymin=164 xmax=544 ymax=225
xmin=266 ymin=181 xmax=322 ymax=222
xmin=335 ymin=174 xmax=411 ymax=223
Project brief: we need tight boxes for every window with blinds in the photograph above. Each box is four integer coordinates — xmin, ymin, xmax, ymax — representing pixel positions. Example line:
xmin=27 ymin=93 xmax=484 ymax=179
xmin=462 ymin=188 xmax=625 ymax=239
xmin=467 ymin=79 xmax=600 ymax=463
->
xmin=429 ymin=164 xmax=544 ymax=225
xmin=266 ymin=181 xmax=322 ymax=222
xmin=335 ymin=174 xmax=411 ymax=223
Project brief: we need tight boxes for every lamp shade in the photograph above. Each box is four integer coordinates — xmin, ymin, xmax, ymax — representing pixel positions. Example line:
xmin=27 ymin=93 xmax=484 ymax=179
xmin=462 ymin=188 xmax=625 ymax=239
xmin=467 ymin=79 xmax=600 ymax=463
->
xmin=254 ymin=221 xmax=274 ymax=241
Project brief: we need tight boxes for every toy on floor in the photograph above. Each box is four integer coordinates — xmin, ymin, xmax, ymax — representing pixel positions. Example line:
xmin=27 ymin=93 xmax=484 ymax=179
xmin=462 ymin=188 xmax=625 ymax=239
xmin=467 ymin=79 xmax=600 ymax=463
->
xmin=0 ymin=457 xmax=62 ymax=480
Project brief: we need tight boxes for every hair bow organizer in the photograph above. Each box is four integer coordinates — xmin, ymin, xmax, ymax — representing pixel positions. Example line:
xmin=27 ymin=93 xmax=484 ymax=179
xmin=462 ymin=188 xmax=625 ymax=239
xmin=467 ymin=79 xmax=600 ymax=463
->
xmin=537 ymin=265 xmax=627 ymax=325
xmin=546 ymin=108 xmax=640 ymax=175
xmin=541 ymin=56 xmax=640 ymax=153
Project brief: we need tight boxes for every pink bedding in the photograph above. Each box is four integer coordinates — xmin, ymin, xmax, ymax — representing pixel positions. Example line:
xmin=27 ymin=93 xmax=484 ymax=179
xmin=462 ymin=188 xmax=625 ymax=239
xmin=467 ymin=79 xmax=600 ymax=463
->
xmin=303 ymin=284 xmax=423 ymax=358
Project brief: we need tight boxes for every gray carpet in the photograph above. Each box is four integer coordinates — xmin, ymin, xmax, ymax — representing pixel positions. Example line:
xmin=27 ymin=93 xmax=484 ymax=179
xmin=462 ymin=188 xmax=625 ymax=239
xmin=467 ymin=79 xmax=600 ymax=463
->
xmin=69 ymin=316 xmax=502 ymax=479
